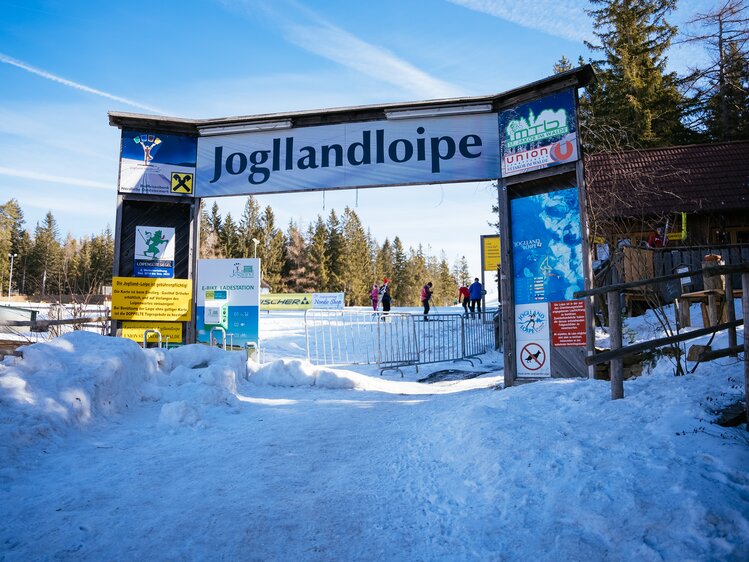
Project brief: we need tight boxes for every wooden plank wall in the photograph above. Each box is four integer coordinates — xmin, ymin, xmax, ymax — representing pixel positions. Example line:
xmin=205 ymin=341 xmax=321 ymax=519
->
xmin=652 ymin=245 xmax=749 ymax=291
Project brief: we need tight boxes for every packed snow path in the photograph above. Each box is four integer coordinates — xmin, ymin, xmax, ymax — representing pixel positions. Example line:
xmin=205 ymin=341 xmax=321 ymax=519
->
xmin=2 ymin=323 xmax=749 ymax=560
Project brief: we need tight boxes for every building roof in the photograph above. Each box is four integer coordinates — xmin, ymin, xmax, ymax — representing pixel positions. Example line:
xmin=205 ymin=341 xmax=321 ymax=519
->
xmin=585 ymin=140 xmax=749 ymax=216
xmin=108 ymin=65 xmax=595 ymax=133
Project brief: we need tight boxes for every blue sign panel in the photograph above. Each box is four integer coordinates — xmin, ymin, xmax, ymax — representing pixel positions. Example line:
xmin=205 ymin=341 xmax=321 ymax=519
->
xmin=510 ymin=187 xmax=584 ymax=305
xmin=119 ymin=129 xmax=197 ymax=196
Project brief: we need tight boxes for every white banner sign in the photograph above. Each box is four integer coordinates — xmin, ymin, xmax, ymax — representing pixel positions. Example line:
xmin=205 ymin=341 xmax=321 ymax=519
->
xmin=312 ymin=292 xmax=345 ymax=310
xmin=196 ymin=114 xmax=500 ymax=196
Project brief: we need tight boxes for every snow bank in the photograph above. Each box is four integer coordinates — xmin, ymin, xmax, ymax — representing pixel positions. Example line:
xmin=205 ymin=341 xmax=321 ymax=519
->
xmin=0 ymin=333 xmax=248 ymax=454
xmin=0 ymin=332 xmax=152 ymax=450
xmin=247 ymin=358 xmax=357 ymax=389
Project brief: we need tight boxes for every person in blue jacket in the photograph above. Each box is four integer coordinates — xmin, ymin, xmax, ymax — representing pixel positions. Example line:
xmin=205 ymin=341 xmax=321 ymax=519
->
xmin=468 ymin=277 xmax=483 ymax=319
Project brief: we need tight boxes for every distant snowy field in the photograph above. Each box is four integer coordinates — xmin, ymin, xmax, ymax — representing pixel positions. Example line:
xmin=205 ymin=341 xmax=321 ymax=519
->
xmin=1 ymin=305 xmax=748 ymax=561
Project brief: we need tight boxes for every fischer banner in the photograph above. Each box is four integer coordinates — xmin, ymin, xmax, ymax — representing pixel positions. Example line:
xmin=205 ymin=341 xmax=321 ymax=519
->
xmin=259 ymin=293 xmax=345 ymax=310
xmin=196 ymin=114 xmax=500 ymax=196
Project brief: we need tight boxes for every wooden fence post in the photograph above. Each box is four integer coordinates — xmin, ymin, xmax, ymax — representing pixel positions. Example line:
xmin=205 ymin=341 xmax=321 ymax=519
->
xmin=743 ymin=273 xmax=749 ymax=430
xmin=607 ymin=289 xmax=624 ymax=400
xmin=725 ymin=272 xmax=737 ymax=353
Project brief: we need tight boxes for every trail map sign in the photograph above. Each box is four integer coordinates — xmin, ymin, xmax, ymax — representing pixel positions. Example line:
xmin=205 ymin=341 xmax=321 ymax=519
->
xmin=498 ymin=85 xmax=592 ymax=382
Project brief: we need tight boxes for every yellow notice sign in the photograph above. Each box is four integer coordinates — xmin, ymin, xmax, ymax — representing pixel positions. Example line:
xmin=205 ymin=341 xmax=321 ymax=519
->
xmin=482 ymin=235 xmax=501 ymax=270
xmin=112 ymin=277 xmax=192 ymax=321
xmin=260 ymin=293 xmax=312 ymax=310
xmin=121 ymin=321 xmax=183 ymax=343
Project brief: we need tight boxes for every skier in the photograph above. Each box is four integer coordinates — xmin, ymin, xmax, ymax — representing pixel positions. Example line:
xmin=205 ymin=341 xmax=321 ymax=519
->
xmin=469 ymin=277 xmax=483 ymax=319
xmin=458 ymin=285 xmax=470 ymax=318
xmin=370 ymin=283 xmax=380 ymax=311
xmin=421 ymin=281 xmax=433 ymax=321
xmin=380 ymin=278 xmax=392 ymax=316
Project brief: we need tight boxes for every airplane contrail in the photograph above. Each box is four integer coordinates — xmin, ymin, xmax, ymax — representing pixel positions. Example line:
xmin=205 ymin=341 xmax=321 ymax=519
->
xmin=0 ymin=166 xmax=112 ymax=190
xmin=0 ymin=52 xmax=167 ymax=115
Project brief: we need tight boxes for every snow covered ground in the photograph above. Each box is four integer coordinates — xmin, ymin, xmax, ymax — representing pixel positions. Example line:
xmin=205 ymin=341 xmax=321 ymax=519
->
xmin=1 ymin=305 xmax=748 ymax=560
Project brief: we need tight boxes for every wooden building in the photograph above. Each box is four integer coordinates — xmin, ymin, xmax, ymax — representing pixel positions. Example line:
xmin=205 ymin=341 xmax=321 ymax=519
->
xmin=585 ymin=140 xmax=749 ymax=246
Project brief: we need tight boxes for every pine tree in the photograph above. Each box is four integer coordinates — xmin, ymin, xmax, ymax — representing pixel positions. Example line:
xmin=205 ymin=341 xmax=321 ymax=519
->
xmin=325 ymin=209 xmax=345 ymax=293
xmin=341 ymin=207 xmax=372 ymax=306
xmin=200 ymin=201 xmax=223 ymax=258
xmin=259 ymin=206 xmax=285 ymax=291
xmin=584 ymin=0 xmax=689 ymax=149
xmin=376 ymin=238 xmax=394 ymax=286
xmin=209 ymin=202 xmax=222 ymax=233
xmin=307 ymin=216 xmax=328 ymax=291
xmin=435 ymin=253 xmax=458 ymax=306
xmin=284 ymin=220 xmax=313 ymax=292
xmin=0 ymin=199 xmax=25 ymax=295
xmin=391 ymin=236 xmax=408 ymax=306
xmin=452 ymin=255 xmax=471 ymax=287
xmin=59 ymin=234 xmax=81 ymax=294
xmin=27 ymin=211 xmax=62 ymax=296
xmin=403 ymin=245 xmax=429 ymax=307
xmin=219 ymin=213 xmax=241 ymax=257
xmin=553 ymin=55 xmax=573 ymax=74
xmin=681 ymin=0 xmax=749 ymax=140
xmin=89 ymin=227 xmax=114 ymax=292
xmin=239 ymin=196 xmax=262 ymax=258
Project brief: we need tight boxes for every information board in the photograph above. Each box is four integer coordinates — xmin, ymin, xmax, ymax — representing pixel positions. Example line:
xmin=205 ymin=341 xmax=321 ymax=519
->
xmin=111 ymin=277 xmax=192 ymax=321
xmin=121 ymin=321 xmax=183 ymax=343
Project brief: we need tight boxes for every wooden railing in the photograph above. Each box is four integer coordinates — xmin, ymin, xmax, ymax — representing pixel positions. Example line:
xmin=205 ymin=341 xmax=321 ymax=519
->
xmin=574 ymin=264 xmax=748 ymax=428
xmin=0 ymin=315 xmax=110 ymax=331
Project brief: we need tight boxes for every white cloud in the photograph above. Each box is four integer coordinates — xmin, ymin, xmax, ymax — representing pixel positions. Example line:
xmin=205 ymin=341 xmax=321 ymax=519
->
xmin=281 ymin=21 xmax=464 ymax=100
xmin=219 ymin=0 xmax=464 ymax=100
xmin=0 ymin=52 xmax=167 ymax=114
xmin=446 ymin=0 xmax=593 ymax=43
xmin=0 ymin=166 xmax=112 ymax=190
xmin=15 ymin=194 xmax=113 ymax=220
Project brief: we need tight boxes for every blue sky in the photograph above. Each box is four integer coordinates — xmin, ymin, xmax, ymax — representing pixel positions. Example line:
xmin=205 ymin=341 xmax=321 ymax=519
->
xmin=0 ymin=0 xmax=713 ymax=280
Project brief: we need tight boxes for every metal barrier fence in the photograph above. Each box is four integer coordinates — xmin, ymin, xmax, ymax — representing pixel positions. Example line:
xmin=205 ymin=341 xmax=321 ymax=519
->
xmin=463 ymin=309 xmax=501 ymax=360
xmin=304 ymin=310 xmax=419 ymax=374
xmin=305 ymin=308 xmax=501 ymax=375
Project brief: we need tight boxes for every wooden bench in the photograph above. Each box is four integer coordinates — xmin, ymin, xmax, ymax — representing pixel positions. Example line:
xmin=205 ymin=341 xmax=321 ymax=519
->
xmin=679 ymin=289 xmax=742 ymax=327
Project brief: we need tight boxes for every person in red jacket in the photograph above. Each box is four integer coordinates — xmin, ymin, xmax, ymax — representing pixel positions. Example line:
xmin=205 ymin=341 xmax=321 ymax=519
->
xmin=458 ymin=285 xmax=470 ymax=318
xmin=647 ymin=227 xmax=666 ymax=248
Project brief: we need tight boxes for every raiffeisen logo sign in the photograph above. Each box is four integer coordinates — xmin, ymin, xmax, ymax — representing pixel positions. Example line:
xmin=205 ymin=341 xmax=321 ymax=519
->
xmin=499 ymin=89 xmax=579 ymax=178
xmin=196 ymin=114 xmax=500 ymax=197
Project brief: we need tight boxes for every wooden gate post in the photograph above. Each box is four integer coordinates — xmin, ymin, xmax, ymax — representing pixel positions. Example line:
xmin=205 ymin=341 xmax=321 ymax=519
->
xmin=607 ymin=289 xmax=624 ymax=399
xmin=725 ymin=272 xmax=737 ymax=353
xmin=742 ymin=273 xmax=749 ymax=430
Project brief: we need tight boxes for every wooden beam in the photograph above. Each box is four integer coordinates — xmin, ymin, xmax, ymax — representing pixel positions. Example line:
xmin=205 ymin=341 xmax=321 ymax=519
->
xmin=698 ymin=345 xmax=745 ymax=362
xmin=0 ymin=316 xmax=110 ymax=328
xmin=585 ymin=319 xmax=744 ymax=366
xmin=574 ymin=263 xmax=749 ymax=299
